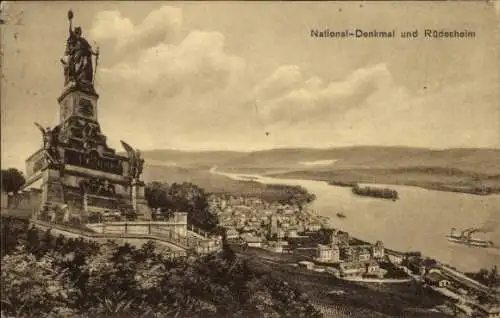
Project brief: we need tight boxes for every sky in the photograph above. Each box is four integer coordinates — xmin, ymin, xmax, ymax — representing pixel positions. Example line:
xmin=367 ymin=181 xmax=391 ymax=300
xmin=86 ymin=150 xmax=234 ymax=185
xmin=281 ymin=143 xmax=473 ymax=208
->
xmin=1 ymin=1 xmax=500 ymax=170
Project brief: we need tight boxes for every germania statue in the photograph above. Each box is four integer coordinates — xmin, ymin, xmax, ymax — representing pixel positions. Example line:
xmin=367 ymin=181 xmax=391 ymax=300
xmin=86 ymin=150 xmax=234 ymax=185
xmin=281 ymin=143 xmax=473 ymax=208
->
xmin=60 ymin=10 xmax=99 ymax=87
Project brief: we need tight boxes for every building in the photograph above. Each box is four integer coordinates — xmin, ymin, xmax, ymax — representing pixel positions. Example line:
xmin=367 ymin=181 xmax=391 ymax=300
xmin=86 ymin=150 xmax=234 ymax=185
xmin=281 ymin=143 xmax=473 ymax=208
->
xmin=341 ymin=246 xmax=356 ymax=262
xmin=365 ymin=260 xmax=380 ymax=274
xmin=339 ymin=260 xmax=383 ymax=278
xmin=334 ymin=230 xmax=350 ymax=247
xmin=331 ymin=244 xmax=340 ymax=262
xmin=407 ymin=257 xmax=426 ymax=275
xmin=241 ymin=233 xmax=263 ymax=247
xmin=386 ymin=250 xmax=404 ymax=265
xmin=372 ymin=240 xmax=385 ymax=259
xmin=339 ymin=262 xmax=366 ymax=277
xmin=264 ymin=241 xmax=283 ymax=253
xmin=269 ymin=214 xmax=279 ymax=236
xmin=298 ymin=261 xmax=315 ymax=270
xmin=330 ymin=231 xmax=339 ymax=246
xmin=357 ymin=248 xmax=371 ymax=262
xmin=472 ymin=303 xmax=500 ymax=318
xmin=425 ymin=272 xmax=451 ymax=288
xmin=307 ymin=223 xmax=322 ymax=232
xmin=286 ymin=228 xmax=298 ymax=237
xmin=316 ymin=244 xmax=334 ymax=262
xmin=225 ymin=228 xmax=239 ymax=240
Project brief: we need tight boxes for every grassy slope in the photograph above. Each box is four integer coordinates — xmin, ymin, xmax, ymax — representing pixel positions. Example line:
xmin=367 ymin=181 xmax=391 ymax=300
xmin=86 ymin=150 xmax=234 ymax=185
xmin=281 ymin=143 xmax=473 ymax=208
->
xmin=232 ymin=244 xmax=453 ymax=318
xmin=142 ymin=165 xmax=312 ymax=202
xmin=142 ymin=164 xmax=267 ymax=194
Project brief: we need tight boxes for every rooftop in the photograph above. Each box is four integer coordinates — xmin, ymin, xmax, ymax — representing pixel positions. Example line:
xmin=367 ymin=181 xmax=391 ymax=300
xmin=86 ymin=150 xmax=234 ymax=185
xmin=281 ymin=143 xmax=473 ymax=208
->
xmin=425 ymin=272 xmax=448 ymax=284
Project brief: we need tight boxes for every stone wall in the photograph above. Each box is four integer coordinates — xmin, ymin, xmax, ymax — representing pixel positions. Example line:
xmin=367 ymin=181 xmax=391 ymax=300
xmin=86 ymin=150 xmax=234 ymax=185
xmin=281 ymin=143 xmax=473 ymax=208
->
xmin=1 ymin=192 xmax=9 ymax=209
xmin=32 ymin=220 xmax=187 ymax=254
xmin=87 ymin=215 xmax=188 ymax=237
xmin=25 ymin=149 xmax=45 ymax=179
xmin=6 ymin=188 xmax=42 ymax=211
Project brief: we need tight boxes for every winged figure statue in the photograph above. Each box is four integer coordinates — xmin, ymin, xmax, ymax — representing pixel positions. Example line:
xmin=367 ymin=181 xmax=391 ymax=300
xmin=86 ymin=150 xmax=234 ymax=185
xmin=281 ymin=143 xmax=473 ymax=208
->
xmin=34 ymin=122 xmax=50 ymax=148
xmin=121 ymin=140 xmax=138 ymax=178
xmin=34 ymin=122 xmax=59 ymax=164
xmin=136 ymin=149 xmax=145 ymax=178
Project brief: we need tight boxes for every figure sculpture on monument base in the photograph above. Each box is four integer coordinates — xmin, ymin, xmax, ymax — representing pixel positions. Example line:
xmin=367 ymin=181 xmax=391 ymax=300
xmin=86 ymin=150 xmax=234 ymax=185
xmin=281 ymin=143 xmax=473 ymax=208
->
xmin=34 ymin=122 xmax=61 ymax=167
xmin=120 ymin=140 xmax=145 ymax=180
xmin=60 ymin=9 xmax=99 ymax=90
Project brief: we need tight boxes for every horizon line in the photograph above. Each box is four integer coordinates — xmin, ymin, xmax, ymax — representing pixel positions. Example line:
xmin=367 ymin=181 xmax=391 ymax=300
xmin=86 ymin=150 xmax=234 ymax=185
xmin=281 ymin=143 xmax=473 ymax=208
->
xmin=123 ymin=145 xmax=500 ymax=153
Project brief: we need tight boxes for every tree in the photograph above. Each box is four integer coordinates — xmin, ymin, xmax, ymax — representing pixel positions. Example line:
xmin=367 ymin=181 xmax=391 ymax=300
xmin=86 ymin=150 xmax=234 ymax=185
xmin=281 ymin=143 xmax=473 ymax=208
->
xmin=1 ymin=247 xmax=77 ymax=317
xmin=266 ymin=184 xmax=316 ymax=209
xmin=145 ymin=181 xmax=218 ymax=232
xmin=1 ymin=168 xmax=26 ymax=193
xmin=488 ymin=265 xmax=499 ymax=288
xmin=145 ymin=181 xmax=170 ymax=211
xmin=0 ymin=218 xmax=322 ymax=318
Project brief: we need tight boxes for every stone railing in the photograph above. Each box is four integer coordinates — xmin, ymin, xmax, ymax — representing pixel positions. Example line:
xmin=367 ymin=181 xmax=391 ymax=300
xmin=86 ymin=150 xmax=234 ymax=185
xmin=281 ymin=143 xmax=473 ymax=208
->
xmin=188 ymin=224 xmax=212 ymax=237
xmin=150 ymin=224 xmax=222 ymax=254
xmin=30 ymin=219 xmax=192 ymax=258
xmin=4 ymin=189 xmax=42 ymax=212
xmin=86 ymin=220 xmax=222 ymax=255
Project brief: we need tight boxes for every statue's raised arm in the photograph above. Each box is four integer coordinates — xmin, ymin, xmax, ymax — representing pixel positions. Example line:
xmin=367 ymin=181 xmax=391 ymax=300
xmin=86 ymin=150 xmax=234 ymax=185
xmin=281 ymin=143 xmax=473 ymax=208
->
xmin=61 ymin=9 xmax=97 ymax=87
xmin=68 ymin=10 xmax=74 ymax=35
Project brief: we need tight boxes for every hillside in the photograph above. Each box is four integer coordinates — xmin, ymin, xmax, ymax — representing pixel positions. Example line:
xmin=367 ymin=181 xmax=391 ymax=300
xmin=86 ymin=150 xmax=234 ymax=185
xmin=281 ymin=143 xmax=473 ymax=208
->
xmin=142 ymin=165 xmax=315 ymax=203
xmin=139 ymin=147 xmax=500 ymax=175
xmin=139 ymin=147 xmax=500 ymax=196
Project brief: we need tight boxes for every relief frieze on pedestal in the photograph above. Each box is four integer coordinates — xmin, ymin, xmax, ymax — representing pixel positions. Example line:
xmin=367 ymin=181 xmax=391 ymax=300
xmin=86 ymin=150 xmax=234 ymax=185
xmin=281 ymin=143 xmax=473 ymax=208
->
xmin=79 ymin=177 xmax=116 ymax=197
xmin=77 ymin=98 xmax=95 ymax=118
xmin=64 ymin=148 xmax=124 ymax=175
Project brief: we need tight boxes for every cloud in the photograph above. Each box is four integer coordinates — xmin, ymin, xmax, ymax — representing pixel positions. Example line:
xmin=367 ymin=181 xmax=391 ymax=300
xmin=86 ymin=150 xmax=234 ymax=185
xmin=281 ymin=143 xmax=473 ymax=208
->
xmin=250 ymin=62 xmax=499 ymax=150
xmin=255 ymin=63 xmax=399 ymax=124
xmin=87 ymin=6 xmax=498 ymax=152
xmin=89 ymin=7 xmax=248 ymax=149
xmin=90 ymin=6 xmax=182 ymax=52
xmin=254 ymin=65 xmax=303 ymax=99
xmin=101 ymin=30 xmax=245 ymax=100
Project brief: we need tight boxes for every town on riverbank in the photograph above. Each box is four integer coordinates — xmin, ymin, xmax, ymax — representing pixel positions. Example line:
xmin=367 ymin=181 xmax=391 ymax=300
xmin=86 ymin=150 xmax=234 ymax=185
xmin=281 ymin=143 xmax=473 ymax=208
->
xmin=208 ymin=192 xmax=500 ymax=317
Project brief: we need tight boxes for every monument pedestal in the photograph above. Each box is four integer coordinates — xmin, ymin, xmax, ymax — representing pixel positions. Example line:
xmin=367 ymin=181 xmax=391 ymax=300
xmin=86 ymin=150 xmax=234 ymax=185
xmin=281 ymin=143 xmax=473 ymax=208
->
xmin=40 ymin=167 xmax=65 ymax=208
xmin=131 ymin=179 xmax=151 ymax=221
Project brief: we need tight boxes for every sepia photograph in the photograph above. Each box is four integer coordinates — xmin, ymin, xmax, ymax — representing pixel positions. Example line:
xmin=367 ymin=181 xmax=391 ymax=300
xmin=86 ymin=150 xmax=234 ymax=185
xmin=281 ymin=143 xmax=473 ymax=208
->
xmin=1 ymin=1 xmax=499 ymax=317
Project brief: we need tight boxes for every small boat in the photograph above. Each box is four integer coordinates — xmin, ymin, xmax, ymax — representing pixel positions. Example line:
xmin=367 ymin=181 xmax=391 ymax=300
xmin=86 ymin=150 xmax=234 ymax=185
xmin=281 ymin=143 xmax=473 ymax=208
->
xmin=336 ymin=213 xmax=346 ymax=218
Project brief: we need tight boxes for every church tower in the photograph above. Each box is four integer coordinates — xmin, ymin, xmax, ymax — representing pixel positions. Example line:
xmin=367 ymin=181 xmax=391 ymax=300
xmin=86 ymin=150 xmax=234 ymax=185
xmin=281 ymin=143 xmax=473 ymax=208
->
xmin=23 ymin=11 xmax=150 ymax=223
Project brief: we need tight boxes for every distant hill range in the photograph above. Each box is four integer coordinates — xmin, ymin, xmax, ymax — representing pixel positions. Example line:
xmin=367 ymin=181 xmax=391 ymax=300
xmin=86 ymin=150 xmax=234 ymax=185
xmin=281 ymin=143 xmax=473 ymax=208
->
xmin=138 ymin=147 xmax=500 ymax=174
xmin=136 ymin=147 xmax=500 ymax=195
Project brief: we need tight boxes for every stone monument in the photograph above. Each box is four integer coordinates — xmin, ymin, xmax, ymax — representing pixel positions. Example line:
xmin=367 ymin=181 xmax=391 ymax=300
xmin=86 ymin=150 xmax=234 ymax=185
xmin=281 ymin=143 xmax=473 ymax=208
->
xmin=24 ymin=10 xmax=151 ymax=222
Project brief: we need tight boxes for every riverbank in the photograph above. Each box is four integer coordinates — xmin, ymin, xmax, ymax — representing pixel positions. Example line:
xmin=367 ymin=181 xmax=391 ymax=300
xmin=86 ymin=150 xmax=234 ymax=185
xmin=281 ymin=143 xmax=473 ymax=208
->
xmin=261 ymin=167 xmax=500 ymax=196
xmin=212 ymin=169 xmax=500 ymax=272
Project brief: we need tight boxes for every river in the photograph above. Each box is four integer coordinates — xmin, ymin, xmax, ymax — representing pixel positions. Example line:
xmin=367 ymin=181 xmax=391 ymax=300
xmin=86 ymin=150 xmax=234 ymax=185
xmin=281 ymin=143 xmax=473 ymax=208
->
xmin=214 ymin=170 xmax=500 ymax=272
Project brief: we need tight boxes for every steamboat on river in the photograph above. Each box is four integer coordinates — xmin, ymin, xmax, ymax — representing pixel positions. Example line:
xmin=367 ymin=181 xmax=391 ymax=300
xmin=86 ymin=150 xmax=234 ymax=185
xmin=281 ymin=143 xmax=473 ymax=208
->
xmin=446 ymin=228 xmax=494 ymax=248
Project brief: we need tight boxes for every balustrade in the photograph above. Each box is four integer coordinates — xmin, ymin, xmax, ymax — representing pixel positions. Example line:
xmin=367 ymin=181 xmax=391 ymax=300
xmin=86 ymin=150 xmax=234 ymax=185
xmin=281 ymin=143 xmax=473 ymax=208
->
xmin=31 ymin=218 xmax=222 ymax=255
